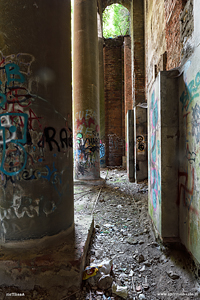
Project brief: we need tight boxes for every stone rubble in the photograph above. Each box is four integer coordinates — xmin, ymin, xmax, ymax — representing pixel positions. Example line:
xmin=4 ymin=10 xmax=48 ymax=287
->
xmin=75 ymin=168 xmax=200 ymax=300
xmin=1 ymin=167 xmax=199 ymax=299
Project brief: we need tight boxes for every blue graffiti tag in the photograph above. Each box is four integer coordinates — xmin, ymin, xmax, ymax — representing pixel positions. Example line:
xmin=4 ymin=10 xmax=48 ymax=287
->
xmin=0 ymin=112 xmax=28 ymax=176
xmin=150 ymin=91 xmax=161 ymax=210
xmin=4 ymin=63 xmax=25 ymax=86
xmin=100 ymin=142 xmax=105 ymax=159
xmin=40 ymin=162 xmax=62 ymax=197
xmin=180 ymin=71 xmax=200 ymax=111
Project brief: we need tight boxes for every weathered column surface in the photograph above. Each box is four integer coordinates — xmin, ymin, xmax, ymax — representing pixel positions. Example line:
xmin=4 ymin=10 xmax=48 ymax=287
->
xmin=98 ymin=5 xmax=106 ymax=168
xmin=73 ymin=0 xmax=100 ymax=180
xmin=0 ymin=0 xmax=73 ymax=242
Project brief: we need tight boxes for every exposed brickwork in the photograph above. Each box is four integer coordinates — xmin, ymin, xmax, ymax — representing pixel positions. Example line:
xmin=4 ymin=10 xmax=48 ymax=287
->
xmin=104 ymin=37 xmax=124 ymax=166
xmin=132 ymin=0 xmax=145 ymax=105
xmin=144 ymin=0 xmax=189 ymax=97
xmin=145 ymin=0 xmax=166 ymax=93
xmin=164 ymin=0 xmax=188 ymax=70
xmin=124 ymin=36 xmax=133 ymax=115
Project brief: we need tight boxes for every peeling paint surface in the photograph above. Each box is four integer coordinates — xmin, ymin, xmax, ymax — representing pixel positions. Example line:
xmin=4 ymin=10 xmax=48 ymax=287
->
xmin=179 ymin=46 xmax=200 ymax=263
xmin=148 ymin=76 xmax=161 ymax=234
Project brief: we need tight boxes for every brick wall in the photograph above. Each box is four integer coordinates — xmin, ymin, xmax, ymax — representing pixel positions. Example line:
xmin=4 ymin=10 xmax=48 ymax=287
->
xmin=131 ymin=0 xmax=145 ymax=105
xmin=104 ymin=37 xmax=124 ymax=166
xmin=144 ymin=0 xmax=189 ymax=96
xmin=145 ymin=0 xmax=166 ymax=93
xmin=164 ymin=0 xmax=188 ymax=70
xmin=124 ymin=36 xmax=133 ymax=114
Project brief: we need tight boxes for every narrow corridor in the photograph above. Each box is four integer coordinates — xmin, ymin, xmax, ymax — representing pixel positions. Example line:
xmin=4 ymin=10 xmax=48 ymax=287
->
xmin=72 ymin=168 xmax=199 ymax=300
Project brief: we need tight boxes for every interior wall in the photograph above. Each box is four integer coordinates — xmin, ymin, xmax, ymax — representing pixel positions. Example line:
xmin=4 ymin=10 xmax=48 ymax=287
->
xmin=147 ymin=0 xmax=200 ymax=264
xmin=178 ymin=0 xmax=200 ymax=263
xmin=145 ymin=0 xmax=166 ymax=95
xmin=104 ymin=37 xmax=124 ymax=166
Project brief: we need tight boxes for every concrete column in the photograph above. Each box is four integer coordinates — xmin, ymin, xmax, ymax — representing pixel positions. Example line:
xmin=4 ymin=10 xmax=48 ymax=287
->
xmin=134 ymin=105 xmax=148 ymax=182
xmin=130 ymin=0 xmax=145 ymax=106
xmin=148 ymin=71 xmax=179 ymax=239
xmin=130 ymin=0 xmax=147 ymax=183
xmin=98 ymin=6 xmax=106 ymax=168
xmin=127 ymin=110 xmax=135 ymax=182
xmin=73 ymin=0 xmax=100 ymax=180
xmin=124 ymin=36 xmax=132 ymax=168
xmin=0 ymin=0 xmax=73 ymax=242
xmin=124 ymin=36 xmax=133 ymax=115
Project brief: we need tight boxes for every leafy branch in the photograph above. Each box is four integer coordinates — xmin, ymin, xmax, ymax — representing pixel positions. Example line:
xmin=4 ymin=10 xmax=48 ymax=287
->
xmin=103 ymin=4 xmax=130 ymax=38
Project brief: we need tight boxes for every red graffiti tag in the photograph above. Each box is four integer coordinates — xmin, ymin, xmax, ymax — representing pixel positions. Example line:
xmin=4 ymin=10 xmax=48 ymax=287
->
xmin=178 ymin=168 xmax=198 ymax=216
xmin=77 ymin=117 xmax=96 ymax=129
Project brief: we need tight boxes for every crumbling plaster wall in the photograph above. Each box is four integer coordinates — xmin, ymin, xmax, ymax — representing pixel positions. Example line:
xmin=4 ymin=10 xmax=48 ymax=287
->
xmin=145 ymin=0 xmax=166 ymax=94
xmin=147 ymin=0 xmax=200 ymax=265
xmin=145 ymin=0 xmax=191 ymax=96
xmin=178 ymin=0 xmax=200 ymax=265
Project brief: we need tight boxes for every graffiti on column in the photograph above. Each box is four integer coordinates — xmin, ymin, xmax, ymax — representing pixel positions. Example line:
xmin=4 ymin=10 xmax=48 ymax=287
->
xmin=150 ymin=91 xmax=161 ymax=211
xmin=0 ymin=52 xmax=72 ymax=237
xmin=100 ymin=139 xmax=105 ymax=166
xmin=136 ymin=135 xmax=145 ymax=153
xmin=74 ymin=109 xmax=99 ymax=177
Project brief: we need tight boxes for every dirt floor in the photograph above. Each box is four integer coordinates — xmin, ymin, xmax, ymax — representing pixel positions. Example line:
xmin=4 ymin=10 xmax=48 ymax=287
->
xmin=0 ymin=167 xmax=199 ymax=299
xmin=72 ymin=167 xmax=200 ymax=300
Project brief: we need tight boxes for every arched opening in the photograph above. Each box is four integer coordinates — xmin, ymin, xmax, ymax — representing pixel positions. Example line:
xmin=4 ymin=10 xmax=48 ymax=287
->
xmin=103 ymin=3 xmax=130 ymax=38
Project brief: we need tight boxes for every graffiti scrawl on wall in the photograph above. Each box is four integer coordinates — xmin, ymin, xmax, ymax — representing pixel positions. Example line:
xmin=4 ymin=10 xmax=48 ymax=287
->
xmin=179 ymin=69 xmax=200 ymax=251
xmin=0 ymin=52 xmax=72 ymax=239
xmin=148 ymin=87 xmax=161 ymax=234
xmin=136 ymin=135 xmax=145 ymax=153
xmin=74 ymin=109 xmax=99 ymax=178
xmin=150 ymin=91 xmax=161 ymax=211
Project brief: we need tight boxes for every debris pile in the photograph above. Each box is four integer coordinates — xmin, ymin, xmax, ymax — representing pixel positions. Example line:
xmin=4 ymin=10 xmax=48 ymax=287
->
xmin=78 ymin=168 xmax=199 ymax=300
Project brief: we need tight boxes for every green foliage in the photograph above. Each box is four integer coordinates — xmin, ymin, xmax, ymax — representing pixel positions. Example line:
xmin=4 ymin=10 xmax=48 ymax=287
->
xmin=103 ymin=4 xmax=130 ymax=38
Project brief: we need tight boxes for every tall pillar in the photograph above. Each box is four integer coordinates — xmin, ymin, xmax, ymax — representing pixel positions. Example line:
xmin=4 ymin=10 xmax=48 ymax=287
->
xmin=124 ymin=36 xmax=133 ymax=168
xmin=98 ymin=5 xmax=106 ymax=168
xmin=0 ymin=0 xmax=73 ymax=242
xmin=131 ymin=0 xmax=145 ymax=106
xmin=127 ymin=110 xmax=135 ymax=182
xmin=130 ymin=0 xmax=146 ymax=182
xmin=73 ymin=0 xmax=100 ymax=180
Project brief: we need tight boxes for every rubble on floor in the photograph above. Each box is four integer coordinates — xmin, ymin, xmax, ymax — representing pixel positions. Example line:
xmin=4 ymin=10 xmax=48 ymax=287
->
xmin=0 ymin=167 xmax=199 ymax=299
xmin=71 ymin=167 xmax=200 ymax=300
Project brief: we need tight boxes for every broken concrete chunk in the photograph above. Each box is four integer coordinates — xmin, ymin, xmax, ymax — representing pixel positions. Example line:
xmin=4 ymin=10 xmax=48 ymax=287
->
xmin=142 ymin=283 xmax=149 ymax=290
xmin=137 ymin=254 xmax=145 ymax=263
xmin=126 ymin=238 xmax=138 ymax=245
xmin=138 ymin=240 xmax=144 ymax=245
xmin=98 ymin=274 xmax=113 ymax=290
xmin=166 ymin=271 xmax=180 ymax=280
xmin=159 ymin=254 xmax=167 ymax=263
xmin=140 ymin=265 xmax=146 ymax=272
xmin=139 ymin=293 xmax=146 ymax=299
xmin=143 ymin=261 xmax=151 ymax=267
xmin=129 ymin=270 xmax=134 ymax=277
xmin=112 ymin=282 xmax=128 ymax=299
xmin=135 ymin=285 xmax=142 ymax=292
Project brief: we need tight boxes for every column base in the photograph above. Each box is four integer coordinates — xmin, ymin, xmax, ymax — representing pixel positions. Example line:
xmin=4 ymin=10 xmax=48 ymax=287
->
xmin=0 ymin=216 xmax=94 ymax=299
xmin=74 ymin=177 xmax=105 ymax=186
